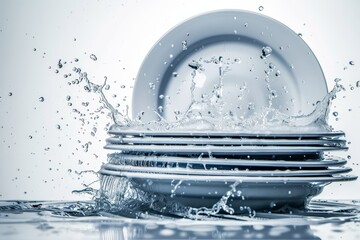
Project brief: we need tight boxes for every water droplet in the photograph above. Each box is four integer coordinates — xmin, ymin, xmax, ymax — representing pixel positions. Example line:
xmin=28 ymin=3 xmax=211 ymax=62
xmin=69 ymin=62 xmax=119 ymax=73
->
xmin=188 ymin=61 xmax=201 ymax=70
xmin=169 ymin=54 xmax=173 ymax=58
xmin=56 ymin=124 xmax=61 ymax=130
xmin=8 ymin=92 xmax=13 ymax=96
xmin=68 ymin=169 xmax=72 ymax=173
xmin=120 ymin=85 xmax=125 ymax=89
xmin=33 ymin=48 xmax=37 ymax=51
xmin=347 ymin=155 xmax=352 ymax=159
xmin=104 ymin=84 xmax=110 ymax=90
xmin=78 ymin=160 xmax=83 ymax=165
xmin=39 ymin=97 xmax=44 ymax=102
xmin=182 ymin=40 xmax=188 ymax=50
xmin=288 ymin=190 xmax=292 ymax=195
xmin=158 ymin=106 xmax=163 ymax=113
xmin=66 ymin=95 xmax=71 ymax=101
xmin=244 ymin=22 xmax=248 ymax=27
xmin=258 ymin=6 xmax=264 ymax=11
xmin=269 ymin=63 xmax=275 ymax=69
xmin=57 ymin=59 xmax=63 ymax=68
xmin=334 ymin=78 xmax=342 ymax=83
xmin=275 ymin=70 xmax=281 ymax=77
xmin=298 ymin=33 xmax=303 ymax=37
xmin=172 ymin=71 xmax=178 ymax=77
xmin=90 ymin=54 xmax=97 ymax=61
xmin=74 ymin=58 xmax=79 ymax=62
xmin=29 ymin=135 xmax=33 ymax=139
xmin=55 ymin=70 xmax=59 ymax=74
xmin=349 ymin=60 xmax=355 ymax=65
xmin=248 ymin=102 xmax=255 ymax=110
xmin=149 ymin=82 xmax=155 ymax=90
xmin=356 ymin=81 xmax=360 ymax=87
xmin=159 ymin=94 xmax=164 ymax=99
xmin=261 ymin=46 xmax=272 ymax=57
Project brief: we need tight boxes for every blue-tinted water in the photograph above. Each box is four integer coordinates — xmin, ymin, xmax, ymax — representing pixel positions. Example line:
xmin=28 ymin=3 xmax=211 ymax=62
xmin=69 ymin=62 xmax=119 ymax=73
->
xmin=0 ymin=200 xmax=359 ymax=239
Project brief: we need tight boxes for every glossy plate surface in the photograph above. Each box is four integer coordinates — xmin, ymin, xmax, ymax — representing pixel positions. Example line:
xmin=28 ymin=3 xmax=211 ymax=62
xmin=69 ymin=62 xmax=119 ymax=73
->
xmin=132 ymin=10 xmax=327 ymax=122
xmin=106 ymin=136 xmax=345 ymax=146
xmin=109 ymin=128 xmax=344 ymax=138
xmin=108 ymin=153 xmax=347 ymax=168
xmin=99 ymin=168 xmax=357 ymax=183
xmin=104 ymin=144 xmax=346 ymax=155
xmin=101 ymin=163 xmax=352 ymax=177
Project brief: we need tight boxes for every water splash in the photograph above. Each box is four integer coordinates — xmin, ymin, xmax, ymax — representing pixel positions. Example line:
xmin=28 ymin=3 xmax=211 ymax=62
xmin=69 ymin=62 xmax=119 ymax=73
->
xmin=75 ymin=70 xmax=131 ymax=126
xmin=54 ymin=44 xmax=351 ymax=218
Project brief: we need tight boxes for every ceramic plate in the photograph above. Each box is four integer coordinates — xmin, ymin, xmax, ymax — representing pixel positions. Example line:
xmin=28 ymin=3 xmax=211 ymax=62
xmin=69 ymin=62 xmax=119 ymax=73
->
xmin=132 ymin=10 xmax=327 ymax=122
xmin=108 ymin=153 xmax=347 ymax=168
xmin=104 ymin=144 xmax=346 ymax=155
xmin=109 ymin=128 xmax=344 ymax=139
xmin=99 ymin=168 xmax=356 ymax=183
xmin=106 ymin=136 xmax=345 ymax=147
xmin=104 ymin=173 xmax=355 ymax=212
xmin=99 ymin=171 xmax=330 ymax=212
xmin=101 ymin=163 xmax=352 ymax=177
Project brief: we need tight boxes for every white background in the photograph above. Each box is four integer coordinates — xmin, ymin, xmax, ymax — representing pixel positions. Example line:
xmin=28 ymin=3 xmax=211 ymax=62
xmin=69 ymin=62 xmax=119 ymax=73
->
xmin=0 ymin=0 xmax=359 ymax=200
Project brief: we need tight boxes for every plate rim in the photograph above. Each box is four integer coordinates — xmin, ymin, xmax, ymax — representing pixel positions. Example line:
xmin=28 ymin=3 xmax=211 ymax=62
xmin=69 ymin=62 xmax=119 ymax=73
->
xmin=104 ymin=143 xmax=347 ymax=154
xmin=108 ymin=153 xmax=347 ymax=167
xmin=99 ymin=168 xmax=357 ymax=183
xmin=108 ymin=128 xmax=345 ymax=138
xmin=106 ymin=136 xmax=345 ymax=146
xmin=101 ymin=163 xmax=352 ymax=177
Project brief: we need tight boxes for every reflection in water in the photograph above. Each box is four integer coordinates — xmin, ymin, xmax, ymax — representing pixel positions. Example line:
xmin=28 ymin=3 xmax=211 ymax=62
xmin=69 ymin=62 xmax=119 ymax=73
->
xmin=98 ymin=223 xmax=318 ymax=240
xmin=0 ymin=200 xmax=359 ymax=239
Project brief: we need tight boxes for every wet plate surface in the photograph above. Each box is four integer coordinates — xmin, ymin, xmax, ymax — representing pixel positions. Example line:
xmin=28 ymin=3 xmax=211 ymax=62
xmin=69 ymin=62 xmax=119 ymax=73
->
xmin=109 ymin=153 xmax=348 ymax=168
xmin=101 ymin=163 xmax=352 ymax=177
xmin=109 ymin=128 xmax=345 ymax=138
xmin=104 ymin=143 xmax=347 ymax=154
xmin=106 ymin=136 xmax=346 ymax=146
xmin=132 ymin=10 xmax=328 ymax=122
xmin=0 ymin=200 xmax=360 ymax=239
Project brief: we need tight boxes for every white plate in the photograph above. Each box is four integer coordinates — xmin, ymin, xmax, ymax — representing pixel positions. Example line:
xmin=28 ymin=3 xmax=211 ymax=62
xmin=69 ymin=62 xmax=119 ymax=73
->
xmin=99 ymin=169 xmax=357 ymax=183
xmin=104 ymin=144 xmax=346 ymax=155
xmin=106 ymin=136 xmax=345 ymax=147
xmin=108 ymin=153 xmax=347 ymax=168
xmin=99 ymin=172 xmax=356 ymax=212
xmin=109 ymin=128 xmax=344 ymax=139
xmin=101 ymin=163 xmax=352 ymax=177
xmin=132 ymin=10 xmax=327 ymax=122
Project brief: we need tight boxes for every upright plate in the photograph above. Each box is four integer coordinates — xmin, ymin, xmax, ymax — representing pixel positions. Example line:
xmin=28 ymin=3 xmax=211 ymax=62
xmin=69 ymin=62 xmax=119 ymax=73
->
xmin=108 ymin=153 xmax=348 ymax=168
xmin=101 ymin=163 xmax=352 ymax=177
xmin=106 ymin=136 xmax=345 ymax=147
xmin=132 ymin=10 xmax=327 ymax=122
xmin=104 ymin=144 xmax=346 ymax=155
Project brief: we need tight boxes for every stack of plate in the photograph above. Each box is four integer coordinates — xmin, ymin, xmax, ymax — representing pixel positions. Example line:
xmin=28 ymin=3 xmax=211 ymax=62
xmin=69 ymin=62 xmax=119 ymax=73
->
xmin=99 ymin=10 xmax=357 ymax=212
xmin=100 ymin=129 xmax=356 ymax=211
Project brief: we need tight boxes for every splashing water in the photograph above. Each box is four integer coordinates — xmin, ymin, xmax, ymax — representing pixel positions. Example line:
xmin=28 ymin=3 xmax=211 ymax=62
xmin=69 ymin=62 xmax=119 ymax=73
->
xmin=47 ymin=44 xmax=351 ymax=220
xmin=109 ymin=54 xmax=344 ymax=134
